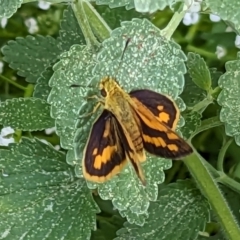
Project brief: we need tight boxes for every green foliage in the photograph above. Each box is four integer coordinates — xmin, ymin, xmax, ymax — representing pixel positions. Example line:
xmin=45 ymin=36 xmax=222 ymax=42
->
xmin=187 ymin=53 xmax=212 ymax=92
xmin=0 ymin=0 xmax=23 ymax=18
xmin=205 ymin=0 xmax=240 ymax=32
xmin=2 ymin=35 xmax=61 ymax=83
xmin=0 ymin=98 xmax=54 ymax=131
xmin=0 ymin=138 xmax=99 ymax=239
xmin=1 ymin=0 xmax=240 ymax=239
xmin=116 ymin=180 xmax=209 ymax=240
xmin=217 ymin=53 xmax=240 ymax=145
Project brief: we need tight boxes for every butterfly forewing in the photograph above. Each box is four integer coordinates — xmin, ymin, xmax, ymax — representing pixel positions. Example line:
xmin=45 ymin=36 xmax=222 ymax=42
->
xmin=130 ymin=89 xmax=180 ymax=130
xmin=82 ymin=110 xmax=127 ymax=183
xmin=130 ymin=96 xmax=193 ymax=159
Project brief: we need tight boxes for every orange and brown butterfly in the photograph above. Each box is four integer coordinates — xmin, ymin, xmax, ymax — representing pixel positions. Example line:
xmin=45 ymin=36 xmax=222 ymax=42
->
xmin=79 ymin=40 xmax=193 ymax=185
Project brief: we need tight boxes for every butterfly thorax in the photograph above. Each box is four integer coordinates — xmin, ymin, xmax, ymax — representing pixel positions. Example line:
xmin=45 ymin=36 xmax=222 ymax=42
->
xmin=99 ymin=76 xmax=143 ymax=153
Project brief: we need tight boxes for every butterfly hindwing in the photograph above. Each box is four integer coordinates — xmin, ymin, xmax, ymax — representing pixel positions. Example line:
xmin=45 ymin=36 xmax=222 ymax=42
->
xmin=131 ymin=96 xmax=193 ymax=159
xmin=82 ymin=110 xmax=127 ymax=183
xmin=130 ymin=89 xmax=179 ymax=130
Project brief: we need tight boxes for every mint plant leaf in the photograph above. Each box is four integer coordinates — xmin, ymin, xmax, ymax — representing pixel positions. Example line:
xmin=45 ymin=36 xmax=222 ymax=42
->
xmin=95 ymin=0 xmax=135 ymax=9
xmin=95 ymin=0 xmax=181 ymax=12
xmin=181 ymin=73 xmax=206 ymax=107
xmin=187 ymin=52 xmax=212 ymax=92
xmin=33 ymin=67 xmax=53 ymax=101
xmin=116 ymin=180 xmax=210 ymax=240
xmin=58 ymin=6 xmax=85 ymax=52
xmin=217 ymin=53 xmax=240 ymax=146
xmin=206 ymin=0 xmax=240 ymax=32
xmin=0 ymin=138 xmax=99 ymax=239
xmin=70 ymin=18 xmax=187 ymax=225
xmin=49 ymin=18 xmax=188 ymax=225
xmin=0 ymin=98 xmax=54 ymax=131
xmin=134 ymin=0 xmax=182 ymax=13
xmin=0 ymin=0 xmax=22 ymax=18
xmin=182 ymin=111 xmax=201 ymax=139
xmin=1 ymin=35 xmax=61 ymax=83
xmin=47 ymin=44 xmax=97 ymax=149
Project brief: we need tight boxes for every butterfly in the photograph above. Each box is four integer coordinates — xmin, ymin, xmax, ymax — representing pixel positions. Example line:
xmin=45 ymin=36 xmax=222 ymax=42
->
xmin=81 ymin=76 xmax=193 ymax=185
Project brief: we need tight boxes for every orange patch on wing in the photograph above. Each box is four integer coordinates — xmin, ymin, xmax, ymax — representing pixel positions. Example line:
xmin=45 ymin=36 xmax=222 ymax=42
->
xmin=143 ymin=134 xmax=167 ymax=147
xmin=157 ymin=105 xmax=164 ymax=111
xmin=159 ymin=112 xmax=170 ymax=124
xmin=137 ymin=109 xmax=168 ymax=132
xmin=167 ymin=144 xmax=178 ymax=151
xmin=167 ymin=132 xmax=179 ymax=140
xmin=93 ymin=145 xmax=117 ymax=169
xmin=83 ymin=161 xmax=127 ymax=183
xmin=103 ymin=120 xmax=111 ymax=138
xmin=92 ymin=148 xmax=98 ymax=156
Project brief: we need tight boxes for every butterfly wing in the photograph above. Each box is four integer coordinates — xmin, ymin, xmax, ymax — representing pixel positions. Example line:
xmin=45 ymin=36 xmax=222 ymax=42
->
xmin=130 ymin=92 xmax=192 ymax=159
xmin=130 ymin=89 xmax=179 ymax=130
xmin=82 ymin=110 xmax=127 ymax=183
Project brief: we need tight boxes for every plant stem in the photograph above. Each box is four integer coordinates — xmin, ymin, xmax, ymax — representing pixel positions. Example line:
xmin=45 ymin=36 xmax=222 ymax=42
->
xmin=71 ymin=0 xmax=100 ymax=50
xmin=82 ymin=1 xmax=111 ymax=42
xmin=24 ymin=84 xmax=34 ymax=98
xmin=161 ymin=2 xmax=188 ymax=39
xmin=190 ymin=116 xmax=223 ymax=140
xmin=217 ymin=138 xmax=233 ymax=172
xmin=0 ymin=74 xmax=26 ymax=91
xmin=186 ymin=45 xmax=234 ymax=62
xmin=217 ymin=172 xmax=240 ymax=195
xmin=185 ymin=149 xmax=240 ymax=239
xmin=190 ymin=97 xmax=213 ymax=113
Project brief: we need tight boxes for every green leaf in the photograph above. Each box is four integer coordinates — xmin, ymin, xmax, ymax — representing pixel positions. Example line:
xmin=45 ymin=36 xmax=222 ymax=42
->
xmin=0 ymin=98 xmax=54 ymax=131
xmin=47 ymin=44 xmax=97 ymax=149
xmin=181 ymin=73 xmax=207 ymax=107
xmin=58 ymin=6 xmax=85 ymax=52
xmin=87 ymin=157 xmax=171 ymax=225
xmin=205 ymin=0 xmax=240 ymax=32
xmin=116 ymin=180 xmax=210 ymax=240
xmin=83 ymin=19 xmax=186 ymax=224
xmin=33 ymin=67 xmax=53 ymax=101
xmin=134 ymin=0 xmax=181 ymax=13
xmin=0 ymin=0 xmax=22 ymax=18
xmin=187 ymin=52 xmax=212 ymax=92
xmin=1 ymin=35 xmax=61 ymax=83
xmin=93 ymin=19 xmax=187 ymax=97
xmin=217 ymin=52 xmax=240 ymax=146
xmin=182 ymin=111 xmax=201 ymax=139
xmin=95 ymin=0 xmax=135 ymax=10
xmin=95 ymin=0 xmax=181 ymax=12
xmin=0 ymin=138 xmax=99 ymax=240
xmin=49 ymin=18 xmax=188 ymax=224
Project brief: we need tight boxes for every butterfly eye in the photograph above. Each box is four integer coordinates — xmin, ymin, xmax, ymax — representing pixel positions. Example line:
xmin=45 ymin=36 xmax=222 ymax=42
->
xmin=100 ymin=88 xmax=107 ymax=97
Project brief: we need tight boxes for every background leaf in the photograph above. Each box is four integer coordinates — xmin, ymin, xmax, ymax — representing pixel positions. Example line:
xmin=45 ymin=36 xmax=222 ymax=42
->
xmin=0 ymin=98 xmax=54 ymax=131
xmin=0 ymin=0 xmax=23 ymax=18
xmin=0 ymin=138 xmax=99 ymax=240
xmin=205 ymin=0 xmax=240 ymax=32
xmin=33 ymin=67 xmax=54 ymax=101
xmin=116 ymin=180 xmax=210 ymax=240
xmin=58 ymin=6 xmax=85 ymax=52
xmin=182 ymin=111 xmax=201 ymax=139
xmin=217 ymin=52 xmax=240 ymax=146
xmin=47 ymin=45 xmax=97 ymax=149
xmin=95 ymin=0 xmax=181 ymax=12
xmin=1 ymin=35 xmax=61 ymax=83
xmin=187 ymin=52 xmax=212 ymax=92
xmin=95 ymin=0 xmax=135 ymax=10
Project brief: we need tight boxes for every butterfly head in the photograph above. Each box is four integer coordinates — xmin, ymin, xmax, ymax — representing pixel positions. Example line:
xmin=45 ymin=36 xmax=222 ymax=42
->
xmin=99 ymin=76 xmax=119 ymax=97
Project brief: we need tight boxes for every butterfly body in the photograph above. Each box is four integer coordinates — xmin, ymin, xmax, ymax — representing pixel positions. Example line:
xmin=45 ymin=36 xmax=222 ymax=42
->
xmin=82 ymin=76 xmax=193 ymax=184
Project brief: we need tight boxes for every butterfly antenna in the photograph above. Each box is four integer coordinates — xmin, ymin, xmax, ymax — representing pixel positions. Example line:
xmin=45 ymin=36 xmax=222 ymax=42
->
xmin=114 ymin=38 xmax=131 ymax=77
